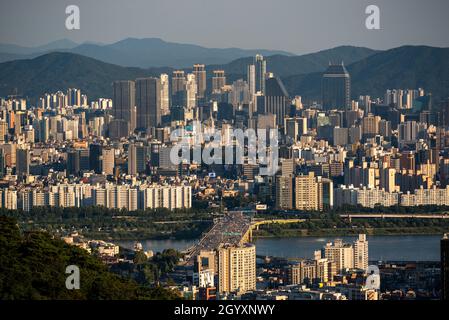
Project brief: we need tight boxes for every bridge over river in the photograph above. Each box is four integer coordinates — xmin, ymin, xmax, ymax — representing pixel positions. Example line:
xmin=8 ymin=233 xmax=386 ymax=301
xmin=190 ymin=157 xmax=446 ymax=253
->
xmin=183 ymin=211 xmax=303 ymax=263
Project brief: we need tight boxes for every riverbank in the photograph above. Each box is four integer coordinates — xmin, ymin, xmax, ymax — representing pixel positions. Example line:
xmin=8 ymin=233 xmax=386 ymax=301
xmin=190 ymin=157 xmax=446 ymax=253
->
xmin=84 ymin=226 xmax=449 ymax=242
xmin=253 ymin=226 xmax=449 ymax=239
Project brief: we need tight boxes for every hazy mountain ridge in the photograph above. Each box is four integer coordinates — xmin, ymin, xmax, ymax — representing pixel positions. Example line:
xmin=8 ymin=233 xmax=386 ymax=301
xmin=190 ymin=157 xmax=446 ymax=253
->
xmin=0 ymin=37 xmax=293 ymax=68
xmin=0 ymin=45 xmax=448 ymax=104
xmin=282 ymin=45 xmax=449 ymax=102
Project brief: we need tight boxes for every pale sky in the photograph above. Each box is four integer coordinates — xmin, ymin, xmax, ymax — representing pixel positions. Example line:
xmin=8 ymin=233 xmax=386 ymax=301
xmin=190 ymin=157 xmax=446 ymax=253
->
xmin=1 ymin=0 xmax=448 ymax=54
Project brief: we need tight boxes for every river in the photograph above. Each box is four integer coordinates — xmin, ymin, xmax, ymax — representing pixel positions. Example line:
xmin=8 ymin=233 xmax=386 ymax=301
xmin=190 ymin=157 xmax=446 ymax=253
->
xmin=116 ymin=234 xmax=443 ymax=261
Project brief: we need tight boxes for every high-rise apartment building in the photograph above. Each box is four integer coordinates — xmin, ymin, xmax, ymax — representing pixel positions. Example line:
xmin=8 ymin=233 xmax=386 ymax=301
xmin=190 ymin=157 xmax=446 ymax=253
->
xmin=276 ymin=175 xmax=294 ymax=209
xmin=185 ymin=73 xmax=197 ymax=109
xmin=218 ymin=244 xmax=256 ymax=294
xmin=353 ymin=234 xmax=369 ymax=271
xmin=102 ymin=148 xmax=115 ymax=175
xmin=193 ymin=64 xmax=207 ymax=100
xmin=295 ymin=172 xmax=319 ymax=211
xmin=16 ymin=148 xmax=30 ymax=177
xmin=212 ymin=70 xmax=226 ymax=93
xmin=171 ymin=70 xmax=186 ymax=107
xmin=324 ymin=239 xmax=354 ymax=273
xmin=160 ymin=74 xmax=170 ymax=116
xmin=255 ymin=54 xmax=266 ymax=94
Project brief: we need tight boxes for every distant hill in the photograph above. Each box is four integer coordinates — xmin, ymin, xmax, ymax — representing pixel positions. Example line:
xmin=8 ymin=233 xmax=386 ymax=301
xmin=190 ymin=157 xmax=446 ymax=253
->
xmin=211 ymin=45 xmax=378 ymax=77
xmin=282 ymin=45 xmax=449 ymax=102
xmin=68 ymin=37 xmax=293 ymax=68
xmin=0 ymin=52 xmax=171 ymax=100
xmin=0 ymin=37 xmax=293 ymax=68
xmin=1 ymin=45 xmax=448 ymax=103
xmin=0 ymin=39 xmax=79 ymax=55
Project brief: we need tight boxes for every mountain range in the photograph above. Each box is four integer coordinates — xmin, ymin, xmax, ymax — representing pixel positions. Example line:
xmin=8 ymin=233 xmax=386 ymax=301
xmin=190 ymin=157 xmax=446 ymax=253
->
xmin=0 ymin=38 xmax=293 ymax=68
xmin=0 ymin=43 xmax=448 ymax=104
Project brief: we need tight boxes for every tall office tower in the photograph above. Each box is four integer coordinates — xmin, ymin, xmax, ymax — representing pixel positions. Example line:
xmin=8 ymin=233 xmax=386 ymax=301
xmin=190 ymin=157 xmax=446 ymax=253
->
xmin=324 ymin=239 xmax=354 ymax=273
xmin=295 ymin=172 xmax=319 ymax=211
xmin=112 ymin=80 xmax=136 ymax=133
xmin=89 ymin=143 xmax=102 ymax=174
xmin=276 ymin=175 xmax=294 ymax=209
xmin=212 ymin=70 xmax=226 ymax=93
xmin=255 ymin=54 xmax=266 ymax=94
xmin=322 ymin=63 xmax=351 ymax=110
xmin=218 ymin=244 xmax=256 ymax=294
xmin=353 ymin=234 xmax=369 ymax=271
xmin=16 ymin=148 xmax=30 ymax=177
xmin=67 ymin=88 xmax=81 ymax=107
xmin=264 ymin=75 xmax=290 ymax=126
xmin=193 ymin=64 xmax=207 ymax=100
xmin=101 ymin=148 xmax=115 ymax=175
xmin=185 ymin=73 xmax=197 ymax=109
xmin=247 ymin=64 xmax=256 ymax=96
xmin=67 ymin=149 xmax=80 ymax=176
xmin=171 ymin=70 xmax=186 ymax=107
xmin=128 ymin=143 xmax=146 ymax=175
xmin=160 ymin=74 xmax=170 ymax=116
xmin=442 ymin=233 xmax=449 ymax=300
xmin=136 ymin=77 xmax=162 ymax=132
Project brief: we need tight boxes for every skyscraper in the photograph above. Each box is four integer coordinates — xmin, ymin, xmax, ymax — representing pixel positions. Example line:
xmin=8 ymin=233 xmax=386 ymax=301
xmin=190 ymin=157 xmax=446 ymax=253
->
xmin=171 ymin=70 xmax=186 ymax=107
xmin=264 ymin=75 xmax=290 ymax=125
xmin=322 ymin=63 xmax=351 ymax=110
xmin=160 ymin=74 xmax=170 ymax=116
xmin=255 ymin=54 xmax=267 ymax=94
xmin=193 ymin=64 xmax=207 ymax=100
xmin=136 ymin=77 xmax=162 ymax=131
xmin=185 ymin=73 xmax=197 ymax=110
xmin=212 ymin=70 xmax=226 ymax=93
xmin=247 ymin=64 xmax=256 ymax=96
xmin=112 ymin=80 xmax=136 ymax=133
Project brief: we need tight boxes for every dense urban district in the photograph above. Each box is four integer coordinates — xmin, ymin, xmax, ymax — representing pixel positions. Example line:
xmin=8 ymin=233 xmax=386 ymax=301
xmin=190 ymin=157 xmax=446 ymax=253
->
xmin=1 ymin=49 xmax=449 ymax=301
